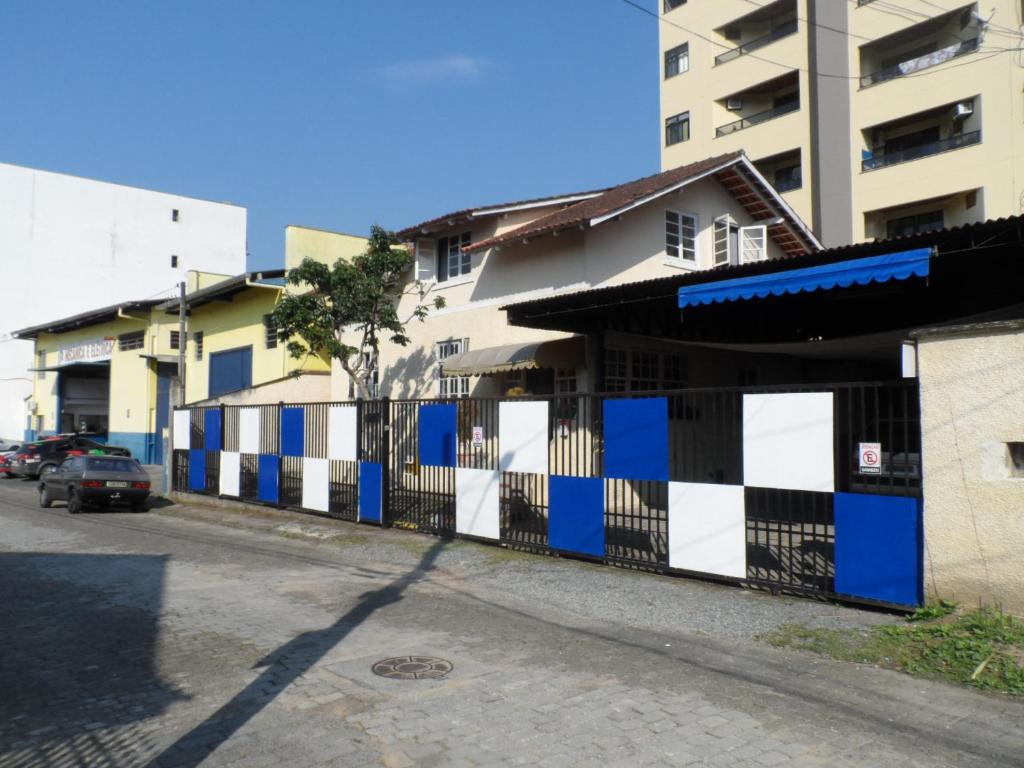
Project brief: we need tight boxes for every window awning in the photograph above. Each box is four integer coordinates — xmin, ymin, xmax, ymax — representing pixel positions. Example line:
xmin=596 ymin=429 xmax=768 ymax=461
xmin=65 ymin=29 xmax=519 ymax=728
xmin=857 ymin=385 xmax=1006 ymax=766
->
xmin=677 ymin=248 xmax=932 ymax=309
xmin=441 ymin=336 xmax=583 ymax=376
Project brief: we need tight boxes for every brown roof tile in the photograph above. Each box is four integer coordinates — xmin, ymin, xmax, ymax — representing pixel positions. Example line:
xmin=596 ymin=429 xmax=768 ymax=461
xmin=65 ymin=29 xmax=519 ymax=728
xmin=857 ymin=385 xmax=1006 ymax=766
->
xmin=464 ymin=152 xmax=746 ymax=253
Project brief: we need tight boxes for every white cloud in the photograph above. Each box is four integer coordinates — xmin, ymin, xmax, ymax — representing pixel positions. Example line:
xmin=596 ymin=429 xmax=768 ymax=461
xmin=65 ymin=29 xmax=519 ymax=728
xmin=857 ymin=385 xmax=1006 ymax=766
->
xmin=380 ymin=55 xmax=488 ymax=84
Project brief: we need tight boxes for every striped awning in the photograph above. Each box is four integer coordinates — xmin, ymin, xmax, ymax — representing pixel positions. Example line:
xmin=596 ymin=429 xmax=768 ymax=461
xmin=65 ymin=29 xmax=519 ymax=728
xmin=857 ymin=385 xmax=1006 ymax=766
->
xmin=678 ymin=248 xmax=932 ymax=309
xmin=441 ymin=337 xmax=583 ymax=376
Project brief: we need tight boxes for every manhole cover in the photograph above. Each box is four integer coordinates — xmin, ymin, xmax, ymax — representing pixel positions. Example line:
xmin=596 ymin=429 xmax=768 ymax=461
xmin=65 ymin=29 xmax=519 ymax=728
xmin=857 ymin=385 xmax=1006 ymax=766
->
xmin=371 ymin=656 xmax=453 ymax=680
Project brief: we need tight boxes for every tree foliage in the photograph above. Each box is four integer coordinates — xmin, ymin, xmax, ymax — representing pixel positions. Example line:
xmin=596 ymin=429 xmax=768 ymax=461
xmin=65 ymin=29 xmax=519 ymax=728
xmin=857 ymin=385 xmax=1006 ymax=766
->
xmin=270 ymin=225 xmax=443 ymax=399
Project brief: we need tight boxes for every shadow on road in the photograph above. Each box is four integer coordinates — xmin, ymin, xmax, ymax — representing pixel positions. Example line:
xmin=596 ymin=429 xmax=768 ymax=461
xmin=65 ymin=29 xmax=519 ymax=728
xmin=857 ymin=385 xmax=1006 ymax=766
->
xmin=0 ymin=552 xmax=184 ymax=766
xmin=144 ymin=537 xmax=448 ymax=767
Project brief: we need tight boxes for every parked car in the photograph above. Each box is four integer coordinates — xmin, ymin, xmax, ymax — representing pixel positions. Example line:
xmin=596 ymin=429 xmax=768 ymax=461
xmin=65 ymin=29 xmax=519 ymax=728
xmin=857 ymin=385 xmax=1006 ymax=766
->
xmin=39 ymin=455 xmax=151 ymax=513
xmin=10 ymin=436 xmax=131 ymax=480
xmin=0 ymin=444 xmax=21 ymax=477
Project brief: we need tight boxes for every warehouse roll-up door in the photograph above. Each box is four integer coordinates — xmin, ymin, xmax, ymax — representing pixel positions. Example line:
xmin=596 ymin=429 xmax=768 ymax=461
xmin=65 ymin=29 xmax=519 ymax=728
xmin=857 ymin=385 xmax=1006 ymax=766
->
xmin=208 ymin=346 xmax=253 ymax=397
xmin=59 ymin=366 xmax=110 ymax=434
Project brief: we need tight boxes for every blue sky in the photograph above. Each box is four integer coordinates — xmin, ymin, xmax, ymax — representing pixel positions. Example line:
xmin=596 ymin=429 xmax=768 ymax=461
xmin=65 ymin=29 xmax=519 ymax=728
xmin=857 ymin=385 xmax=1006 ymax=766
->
xmin=0 ymin=1 xmax=659 ymax=270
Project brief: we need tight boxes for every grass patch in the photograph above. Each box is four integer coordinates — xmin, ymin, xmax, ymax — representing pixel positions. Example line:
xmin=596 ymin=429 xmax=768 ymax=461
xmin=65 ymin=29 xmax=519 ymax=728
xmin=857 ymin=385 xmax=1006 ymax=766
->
xmin=762 ymin=605 xmax=1024 ymax=697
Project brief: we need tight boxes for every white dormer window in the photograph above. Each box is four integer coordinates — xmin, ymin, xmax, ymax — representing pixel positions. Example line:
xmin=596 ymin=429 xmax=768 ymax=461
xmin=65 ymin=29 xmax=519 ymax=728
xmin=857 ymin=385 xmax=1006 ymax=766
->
xmin=437 ymin=232 xmax=472 ymax=282
xmin=665 ymin=210 xmax=697 ymax=264
xmin=739 ymin=225 xmax=767 ymax=263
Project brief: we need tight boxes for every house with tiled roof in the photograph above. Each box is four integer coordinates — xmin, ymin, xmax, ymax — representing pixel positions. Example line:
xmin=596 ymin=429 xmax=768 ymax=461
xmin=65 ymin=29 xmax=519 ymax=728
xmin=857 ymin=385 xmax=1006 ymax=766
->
xmin=368 ymin=151 xmax=820 ymax=399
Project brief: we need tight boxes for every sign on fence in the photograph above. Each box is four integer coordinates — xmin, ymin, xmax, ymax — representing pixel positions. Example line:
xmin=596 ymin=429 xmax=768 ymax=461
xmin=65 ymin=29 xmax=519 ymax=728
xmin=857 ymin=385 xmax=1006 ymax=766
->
xmin=859 ymin=442 xmax=882 ymax=475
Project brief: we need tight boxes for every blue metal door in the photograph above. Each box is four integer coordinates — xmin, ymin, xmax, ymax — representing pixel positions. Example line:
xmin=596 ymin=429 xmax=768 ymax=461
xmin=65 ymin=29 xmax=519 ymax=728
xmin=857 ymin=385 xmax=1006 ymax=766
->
xmin=152 ymin=364 xmax=175 ymax=465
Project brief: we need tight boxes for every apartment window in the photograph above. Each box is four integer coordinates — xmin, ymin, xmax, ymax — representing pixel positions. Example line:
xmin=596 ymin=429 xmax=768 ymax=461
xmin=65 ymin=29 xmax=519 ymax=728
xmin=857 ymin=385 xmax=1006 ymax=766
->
xmin=170 ymin=330 xmax=181 ymax=350
xmin=171 ymin=254 xmax=179 ymax=268
xmin=437 ymin=338 xmax=470 ymax=398
xmin=437 ymin=232 xmax=471 ymax=282
xmin=172 ymin=208 xmax=180 ymax=222
xmin=774 ymin=163 xmax=802 ymax=192
xmin=663 ymin=0 xmax=687 ymax=11
xmin=194 ymin=331 xmax=204 ymax=361
xmin=263 ymin=315 xmax=278 ymax=349
xmin=119 ymin=331 xmax=144 ymax=351
xmin=886 ymin=210 xmax=944 ymax=239
xmin=665 ymin=111 xmax=690 ymax=146
xmin=664 ymin=43 xmax=689 ymax=78
xmin=665 ymin=210 xmax=697 ymax=263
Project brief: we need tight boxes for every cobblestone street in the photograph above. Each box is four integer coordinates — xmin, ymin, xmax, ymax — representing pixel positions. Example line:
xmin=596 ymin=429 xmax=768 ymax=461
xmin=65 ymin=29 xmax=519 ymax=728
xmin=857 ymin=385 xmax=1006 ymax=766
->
xmin=1 ymin=480 xmax=1022 ymax=768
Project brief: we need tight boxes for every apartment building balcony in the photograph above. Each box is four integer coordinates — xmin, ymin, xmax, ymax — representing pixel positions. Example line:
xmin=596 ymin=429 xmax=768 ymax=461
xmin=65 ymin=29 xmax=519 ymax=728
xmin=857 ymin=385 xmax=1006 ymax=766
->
xmin=716 ymin=72 xmax=799 ymax=138
xmin=714 ymin=0 xmax=798 ymax=66
xmin=859 ymin=4 xmax=983 ymax=88
xmin=753 ymin=149 xmax=802 ymax=193
xmin=861 ymin=99 xmax=980 ymax=172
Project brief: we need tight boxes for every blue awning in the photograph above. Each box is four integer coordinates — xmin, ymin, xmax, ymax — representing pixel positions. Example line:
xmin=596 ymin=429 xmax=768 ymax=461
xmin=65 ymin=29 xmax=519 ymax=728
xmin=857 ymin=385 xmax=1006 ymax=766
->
xmin=678 ymin=248 xmax=932 ymax=309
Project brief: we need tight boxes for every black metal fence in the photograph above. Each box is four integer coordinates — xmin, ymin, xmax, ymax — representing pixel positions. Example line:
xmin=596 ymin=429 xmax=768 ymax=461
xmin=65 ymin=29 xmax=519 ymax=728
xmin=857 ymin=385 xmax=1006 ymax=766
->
xmin=172 ymin=380 xmax=922 ymax=605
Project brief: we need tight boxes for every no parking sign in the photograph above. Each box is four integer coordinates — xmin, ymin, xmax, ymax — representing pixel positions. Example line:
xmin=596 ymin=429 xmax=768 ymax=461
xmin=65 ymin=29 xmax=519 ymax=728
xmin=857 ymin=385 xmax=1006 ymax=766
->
xmin=859 ymin=442 xmax=882 ymax=475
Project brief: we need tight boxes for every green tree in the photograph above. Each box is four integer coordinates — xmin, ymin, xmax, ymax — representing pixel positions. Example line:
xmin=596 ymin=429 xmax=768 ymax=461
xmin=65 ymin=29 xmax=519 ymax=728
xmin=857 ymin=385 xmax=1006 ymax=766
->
xmin=270 ymin=225 xmax=444 ymax=399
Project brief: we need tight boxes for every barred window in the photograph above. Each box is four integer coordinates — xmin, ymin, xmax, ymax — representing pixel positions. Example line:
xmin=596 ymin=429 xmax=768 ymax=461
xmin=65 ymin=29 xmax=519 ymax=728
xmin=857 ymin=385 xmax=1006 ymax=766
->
xmin=37 ymin=350 xmax=47 ymax=380
xmin=194 ymin=331 xmax=204 ymax=361
xmin=169 ymin=330 xmax=181 ymax=350
xmin=118 ymin=331 xmax=144 ymax=351
xmin=606 ymin=348 xmax=688 ymax=392
xmin=263 ymin=315 xmax=278 ymax=349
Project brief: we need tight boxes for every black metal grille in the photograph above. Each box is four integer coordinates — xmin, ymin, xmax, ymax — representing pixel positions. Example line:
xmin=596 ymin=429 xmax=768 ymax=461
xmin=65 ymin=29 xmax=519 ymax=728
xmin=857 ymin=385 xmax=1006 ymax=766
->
xmin=169 ymin=381 xmax=923 ymax=607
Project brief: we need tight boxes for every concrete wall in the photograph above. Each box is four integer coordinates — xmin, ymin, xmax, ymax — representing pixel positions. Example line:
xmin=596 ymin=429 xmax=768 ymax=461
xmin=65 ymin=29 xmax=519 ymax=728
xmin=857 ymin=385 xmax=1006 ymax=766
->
xmin=0 ymin=162 xmax=246 ymax=442
xmin=916 ymin=322 xmax=1024 ymax=615
xmin=285 ymin=225 xmax=367 ymax=272
xmin=192 ymin=372 xmax=331 ymax=406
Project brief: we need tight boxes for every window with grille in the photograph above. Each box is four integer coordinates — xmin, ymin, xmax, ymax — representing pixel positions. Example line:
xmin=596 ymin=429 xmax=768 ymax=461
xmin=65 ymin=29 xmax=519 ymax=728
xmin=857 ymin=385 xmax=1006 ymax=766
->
xmin=37 ymin=351 xmax=47 ymax=380
xmin=263 ymin=315 xmax=278 ymax=349
xmin=436 ymin=338 xmax=469 ymax=397
xmin=665 ymin=111 xmax=690 ymax=146
xmin=170 ymin=330 xmax=181 ymax=350
xmin=194 ymin=331 xmax=204 ymax=361
xmin=665 ymin=43 xmax=689 ymax=78
xmin=437 ymin=232 xmax=472 ymax=282
xmin=606 ymin=348 xmax=688 ymax=391
xmin=556 ymin=368 xmax=577 ymax=394
xmin=119 ymin=331 xmax=144 ymax=351
xmin=665 ymin=210 xmax=697 ymax=263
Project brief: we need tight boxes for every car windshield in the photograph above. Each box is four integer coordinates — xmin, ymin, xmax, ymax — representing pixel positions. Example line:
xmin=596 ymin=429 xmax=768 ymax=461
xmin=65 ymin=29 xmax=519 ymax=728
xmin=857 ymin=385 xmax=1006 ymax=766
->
xmin=86 ymin=458 xmax=139 ymax=473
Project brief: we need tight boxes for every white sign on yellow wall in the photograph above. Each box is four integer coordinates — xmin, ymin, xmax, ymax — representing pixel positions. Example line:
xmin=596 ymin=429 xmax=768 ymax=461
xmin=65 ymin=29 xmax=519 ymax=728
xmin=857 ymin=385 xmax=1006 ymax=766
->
xmin=57 ymin=338 xmax=115 ymax=366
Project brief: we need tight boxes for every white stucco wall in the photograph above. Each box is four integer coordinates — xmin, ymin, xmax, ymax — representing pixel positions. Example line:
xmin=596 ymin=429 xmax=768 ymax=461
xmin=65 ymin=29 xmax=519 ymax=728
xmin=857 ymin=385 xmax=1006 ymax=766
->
xmin=0 ymin=162 xmax=247 ymax=441
xmin=916 ymin=323 xmax=1024 ymax=616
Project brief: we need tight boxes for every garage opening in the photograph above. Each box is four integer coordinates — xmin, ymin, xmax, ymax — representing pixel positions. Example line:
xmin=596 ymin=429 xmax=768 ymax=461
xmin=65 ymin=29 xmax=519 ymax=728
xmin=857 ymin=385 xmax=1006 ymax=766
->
xmin=58 ymin=363 xmax=110 ymax=436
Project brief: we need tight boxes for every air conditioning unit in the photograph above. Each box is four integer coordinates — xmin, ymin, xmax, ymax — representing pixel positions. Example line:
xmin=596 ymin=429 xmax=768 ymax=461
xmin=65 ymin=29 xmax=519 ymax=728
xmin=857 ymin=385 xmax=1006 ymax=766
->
xmin=952 ymin=100 xmax=974 ymax=121
xmin=727 ymin=98 xmax=743 ymax=111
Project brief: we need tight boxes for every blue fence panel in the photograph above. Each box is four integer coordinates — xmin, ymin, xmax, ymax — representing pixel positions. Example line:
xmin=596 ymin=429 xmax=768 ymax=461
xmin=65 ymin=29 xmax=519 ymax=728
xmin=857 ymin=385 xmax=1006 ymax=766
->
xmin=204 ymin=409 xmax=222 ymax=453
xmin=281 ymin=407 xmax=305 ymax=458
xmin=834 ymin=492 xmax=922 ymax=606
xmin=418 ymin=403 xmax=457 ymax=467
xmin=603 ymin=397 xmax=669 ymax=481
xmin=548 ymin=475 xmax=605 ymax=557
xmin=257 ymin=454 xmax=280 ymax=504
xmin=359 ymin=462 xmax=383 ymax=524
xmin=188 ymin=449 xmax=206 ymax=491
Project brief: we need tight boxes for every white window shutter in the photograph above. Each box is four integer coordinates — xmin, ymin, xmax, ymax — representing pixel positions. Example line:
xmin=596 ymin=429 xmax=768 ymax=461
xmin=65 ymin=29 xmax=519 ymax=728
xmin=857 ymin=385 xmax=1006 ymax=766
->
xmin=739 ymin=225 xmax=767 ymax=263
xmin=415 ymin=239 xmax=436 ymax=283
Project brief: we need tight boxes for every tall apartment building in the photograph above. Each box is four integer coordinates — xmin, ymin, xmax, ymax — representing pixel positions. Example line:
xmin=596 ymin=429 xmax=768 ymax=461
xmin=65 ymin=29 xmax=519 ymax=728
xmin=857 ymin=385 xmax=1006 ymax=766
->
xmin=0 ymin=162 xmax=247 ymax=443
xmin=659 ymin=0 xmax=1024 ymax=246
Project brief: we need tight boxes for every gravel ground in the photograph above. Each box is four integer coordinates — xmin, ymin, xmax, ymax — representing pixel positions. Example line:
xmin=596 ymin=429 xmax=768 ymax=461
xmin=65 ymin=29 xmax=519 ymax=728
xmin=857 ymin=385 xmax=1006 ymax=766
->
xmin=162 ymin=496 xmax=899 ymax=643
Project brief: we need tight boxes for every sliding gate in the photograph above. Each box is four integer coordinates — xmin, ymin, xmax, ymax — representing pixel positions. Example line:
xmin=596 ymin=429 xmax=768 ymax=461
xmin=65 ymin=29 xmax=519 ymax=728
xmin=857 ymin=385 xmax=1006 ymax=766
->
xmin=172 ymin=381 xmax=923 ymax=608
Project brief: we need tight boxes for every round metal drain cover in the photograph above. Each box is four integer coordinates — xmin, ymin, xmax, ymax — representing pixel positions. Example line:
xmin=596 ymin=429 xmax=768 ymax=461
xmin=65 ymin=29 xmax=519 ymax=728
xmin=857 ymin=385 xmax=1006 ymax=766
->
xmin=372 ymin=656 xmax=453 ymax=680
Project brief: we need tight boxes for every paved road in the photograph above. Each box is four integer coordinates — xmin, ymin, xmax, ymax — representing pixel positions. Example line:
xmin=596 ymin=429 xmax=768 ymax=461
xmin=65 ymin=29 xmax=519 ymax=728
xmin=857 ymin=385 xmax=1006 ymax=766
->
xmin=1 ymin=479 xmax=1022 ymax=768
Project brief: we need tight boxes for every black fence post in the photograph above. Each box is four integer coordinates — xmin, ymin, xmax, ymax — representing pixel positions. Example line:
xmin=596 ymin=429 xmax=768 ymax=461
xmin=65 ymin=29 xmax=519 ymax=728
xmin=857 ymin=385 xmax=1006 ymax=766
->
xmin=276 ymin=401 xmax=284 ymax=509
xmin=380 ymin=396 xmax=391 ymax=527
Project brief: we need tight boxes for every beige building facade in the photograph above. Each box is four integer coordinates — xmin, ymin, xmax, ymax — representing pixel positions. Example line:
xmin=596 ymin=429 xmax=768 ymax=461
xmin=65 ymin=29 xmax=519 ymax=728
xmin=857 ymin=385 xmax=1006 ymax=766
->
xmin=366 ymin=154 xmax=818 ymax=400
xmin=659 ymin=0 xmax=1024 ymax=246
xmin=914 ymin=320 xmax=1024 ymax=615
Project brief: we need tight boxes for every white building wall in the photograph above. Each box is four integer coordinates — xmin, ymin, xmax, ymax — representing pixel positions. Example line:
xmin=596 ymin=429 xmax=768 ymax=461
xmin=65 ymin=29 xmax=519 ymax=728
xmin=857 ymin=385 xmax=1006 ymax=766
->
xmin=0 ymin=162 xmax=247 ymax=441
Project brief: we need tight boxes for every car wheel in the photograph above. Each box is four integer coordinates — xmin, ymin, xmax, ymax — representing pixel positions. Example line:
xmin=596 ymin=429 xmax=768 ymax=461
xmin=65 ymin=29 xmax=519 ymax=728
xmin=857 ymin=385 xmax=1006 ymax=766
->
xmin=67 ymin=489 xmax=82 ymax=515
xmin=39 ymin=485 xmax=52 ymax=508
xmin=39 ymin=463 xmax=58 ymax=477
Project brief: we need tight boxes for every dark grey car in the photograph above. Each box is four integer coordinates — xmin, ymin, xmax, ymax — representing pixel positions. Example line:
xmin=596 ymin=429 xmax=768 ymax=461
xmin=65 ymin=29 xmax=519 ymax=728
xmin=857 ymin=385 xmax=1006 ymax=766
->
xmin=39 ymin=456 xmax=151 ymax=513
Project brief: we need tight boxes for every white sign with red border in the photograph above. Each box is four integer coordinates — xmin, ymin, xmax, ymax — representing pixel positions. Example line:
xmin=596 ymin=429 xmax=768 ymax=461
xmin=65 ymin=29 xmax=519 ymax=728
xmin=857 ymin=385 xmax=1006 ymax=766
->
xmin=859 ymin=442 xmax=882 ymax=475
